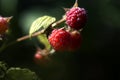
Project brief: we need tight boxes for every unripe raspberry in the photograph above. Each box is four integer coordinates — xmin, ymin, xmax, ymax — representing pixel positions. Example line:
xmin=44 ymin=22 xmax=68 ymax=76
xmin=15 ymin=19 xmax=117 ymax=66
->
xmin=48 ymin=28 xmax=71 ymax=51
xmin=69 ymin=31 xmax=82 ymax=51
xmin=34 ymin=52 xmax=43 ymax=60
xmin=0 ymin=16 xmax=9 ymax=34
xmin=34 ymin=48 xmax=49 ymax=66
xmin=66 ymin=7 xmax=87 ymax=30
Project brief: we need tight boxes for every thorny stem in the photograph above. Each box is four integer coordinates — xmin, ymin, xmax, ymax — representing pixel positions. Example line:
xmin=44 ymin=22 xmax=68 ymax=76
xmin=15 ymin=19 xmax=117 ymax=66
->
xmin=0 ymin=16 xmax=66 ymax=52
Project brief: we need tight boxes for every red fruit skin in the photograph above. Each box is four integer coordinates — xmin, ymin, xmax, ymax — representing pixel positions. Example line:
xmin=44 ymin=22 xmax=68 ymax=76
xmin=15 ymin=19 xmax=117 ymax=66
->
xmin=34 ymin=53 xmax=43 ymax=60
xmin=48 ymin=28 xmax=71 ymax=51
xmin=34 ymin=49 xmax=43 ymax=64
xmin=0 ymin=17 xmax=8 ymax=34
xmin=34 ymin=50 xmax=46 ymax=65
xmin=34 ymin=49 xmax=50 ymax=66
xmin=69 ymin=31 xmax=82 ymax=51
xmin=66 ymin=7 xmax=87 ymax=30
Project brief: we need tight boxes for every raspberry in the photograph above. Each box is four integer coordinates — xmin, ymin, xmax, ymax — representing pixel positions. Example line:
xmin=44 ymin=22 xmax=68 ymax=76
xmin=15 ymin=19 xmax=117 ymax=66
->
xmin=34 ymin=48 xmax=49 ymax=66
xmin=34 ymin=52 xmax=43 ymax=60
xmin=66 ymin=7 xmax=87 ymax=30
xmin=68 ymin=31 xmax=82 ymax=51
xmin=0 ymin=16 xmax=9 ymax=34
xmin=48 ymin=28 xmax=71 ymax=51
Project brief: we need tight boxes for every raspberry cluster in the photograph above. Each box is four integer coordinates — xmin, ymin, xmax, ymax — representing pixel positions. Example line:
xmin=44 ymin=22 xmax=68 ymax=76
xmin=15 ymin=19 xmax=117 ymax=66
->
xmin=48 ymin=1 xmax=87 ymax=52
xmin=48 ymin=28 xmax=82 ymax=51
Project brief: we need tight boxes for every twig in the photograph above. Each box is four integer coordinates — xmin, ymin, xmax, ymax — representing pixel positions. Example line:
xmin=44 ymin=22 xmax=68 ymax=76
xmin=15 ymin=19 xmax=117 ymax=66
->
xmin=17 ymin=16 xmax=66 ymax=42
xmin=0 ymin=16 xmax=66 ymax=52
xmin=52 ymin=15 xmax=66 ymax=27
xmin=17 ymin=30 xmax=44 ymax=42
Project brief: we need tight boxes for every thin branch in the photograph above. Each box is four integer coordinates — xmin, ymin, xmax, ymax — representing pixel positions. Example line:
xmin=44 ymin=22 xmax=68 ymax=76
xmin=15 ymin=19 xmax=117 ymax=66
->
xmin=17 ymin=16 xmax=66 ymax=42
xmin=52 ymin=15 xmax=66 ymax=27
xmin=17 ymin=30 xmax=44 ymax=42
xmin=0 ymin=16 xmax=66 ymax=53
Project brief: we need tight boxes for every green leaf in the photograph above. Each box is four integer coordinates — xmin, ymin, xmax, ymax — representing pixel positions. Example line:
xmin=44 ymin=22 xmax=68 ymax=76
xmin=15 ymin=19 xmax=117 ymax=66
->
xmin=0 ymin=61 xmax=7 ymax=79
xmin=37 ymin=34 xmax=51 ymax=50
xmin=29 ymin=15 xmax=56 ymax=36
xmin=6 ymin=67 xmax=40 ymax=80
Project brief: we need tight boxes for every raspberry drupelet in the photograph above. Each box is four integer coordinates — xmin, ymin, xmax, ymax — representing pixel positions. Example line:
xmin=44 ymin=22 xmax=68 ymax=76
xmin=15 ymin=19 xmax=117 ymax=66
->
xmin=48 ymin=28 xmax=71 ymax=51
xmin=66 ymin=7 xmax=87 ymax=30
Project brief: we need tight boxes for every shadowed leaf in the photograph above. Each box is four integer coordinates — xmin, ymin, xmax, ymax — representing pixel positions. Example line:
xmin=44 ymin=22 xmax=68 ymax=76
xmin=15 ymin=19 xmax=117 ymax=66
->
xmin=6 ymin=67 xmax=40 ymax=80
xmin=37 ymin=34 xmax=51 ymax=50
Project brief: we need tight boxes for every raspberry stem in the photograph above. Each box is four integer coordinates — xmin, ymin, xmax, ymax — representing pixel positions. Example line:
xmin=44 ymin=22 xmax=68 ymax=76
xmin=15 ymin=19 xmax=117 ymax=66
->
xmin=73 ymin=0 xmax=78 ymax=7
xmin=51 ymin=15 xmax=66 ymax=28
xmin=17 ymin=30 xmax=45 ymax=42
xmin=17 ymin=16 xmax=66 ymax=42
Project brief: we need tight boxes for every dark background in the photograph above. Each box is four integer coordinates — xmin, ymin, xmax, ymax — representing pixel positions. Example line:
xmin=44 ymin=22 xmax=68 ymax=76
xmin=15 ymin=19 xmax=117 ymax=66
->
xmin=0 ymin=0 xmax=120 ymax=80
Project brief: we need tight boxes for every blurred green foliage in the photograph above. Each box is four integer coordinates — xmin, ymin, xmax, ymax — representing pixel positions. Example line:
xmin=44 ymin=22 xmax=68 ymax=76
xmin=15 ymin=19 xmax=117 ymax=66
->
xmin=0 ymin=61 xmax=40 ymax=80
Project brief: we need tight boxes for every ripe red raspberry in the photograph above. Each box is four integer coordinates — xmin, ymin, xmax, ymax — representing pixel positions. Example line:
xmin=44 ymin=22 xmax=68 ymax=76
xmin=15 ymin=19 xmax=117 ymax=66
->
xmin=48 ymin=28 xmax=71 ymax=51
xmin=68 ymin=31 xmax=82 ymax=51
xmin=0 ymin=16 xmax=9 ymax=34
xmin=66 ymin=7 xmax=87 ymax=30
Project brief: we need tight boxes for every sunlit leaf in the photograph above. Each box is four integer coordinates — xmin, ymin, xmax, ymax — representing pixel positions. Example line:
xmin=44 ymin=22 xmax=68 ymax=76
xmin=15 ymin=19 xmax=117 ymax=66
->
xmin=29 ymin=15 xmax=56 ymax=36
xmin=37 ymin=34 xmax=51 ymax=50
